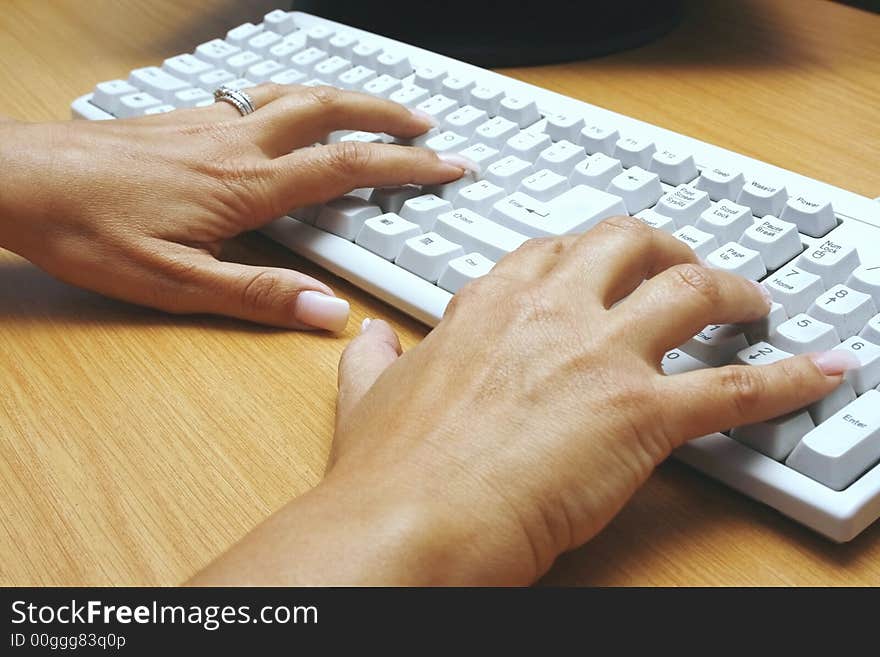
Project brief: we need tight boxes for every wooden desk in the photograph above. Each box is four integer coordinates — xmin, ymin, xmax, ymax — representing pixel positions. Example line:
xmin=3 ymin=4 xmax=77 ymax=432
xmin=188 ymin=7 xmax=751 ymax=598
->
xmin=1 ymin=0 xmax=879 ymax=586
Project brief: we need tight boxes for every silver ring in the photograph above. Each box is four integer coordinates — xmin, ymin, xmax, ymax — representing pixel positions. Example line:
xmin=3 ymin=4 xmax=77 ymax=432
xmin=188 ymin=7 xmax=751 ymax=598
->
xmin=213 ymin=85 xmax=256 ymax=116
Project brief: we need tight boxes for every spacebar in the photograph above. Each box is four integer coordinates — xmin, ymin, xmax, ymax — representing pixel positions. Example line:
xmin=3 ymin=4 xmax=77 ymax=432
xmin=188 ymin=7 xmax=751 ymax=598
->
xmin=261 ymin=216 xmax=451 ymax=327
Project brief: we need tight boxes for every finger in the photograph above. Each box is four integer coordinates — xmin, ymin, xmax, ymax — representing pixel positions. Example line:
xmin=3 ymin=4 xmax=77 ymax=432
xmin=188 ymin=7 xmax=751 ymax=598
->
xmin=615 ymin=263 xmax=772 ymax=358
xmin=267 ymin=141 xmax=471 ymax=211
xmin=551 ymin=216 xmax=699 ymax=307
xmin=170 ymin=251 xmax=350 ymax=331
xmin=659 ymin=352 xmax=858 ymax=445
xmin=490 ymin=235 xmax=577 ymax=284
xmin=245 ymin=85 xmax=436 ymax=156
xmin=335 ymin=318 xmax=402 ymax=431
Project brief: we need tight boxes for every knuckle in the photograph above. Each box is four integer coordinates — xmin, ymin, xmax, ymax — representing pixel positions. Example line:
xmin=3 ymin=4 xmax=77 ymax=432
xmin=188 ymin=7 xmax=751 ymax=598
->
xmin=668 ymin=263 xmax=721 ymax=307
xmin=306 ymin=85 xmax=342 ymax=109
xmin=516 ymin=236 xmax=556 ymax=253
xmin=721 ymin=366 xmax=765 ymax=417
xmin=600 ymin=214 xmax=650 ymax=234
xmin=326 ymin=140 xmax=373 ymax=177
xmin=240 ymin=271 xmax=284 ymax=313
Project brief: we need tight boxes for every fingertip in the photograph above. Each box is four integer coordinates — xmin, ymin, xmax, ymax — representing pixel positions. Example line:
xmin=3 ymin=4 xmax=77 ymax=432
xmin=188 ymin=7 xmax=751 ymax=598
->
xmin=409 ymin=108 xmax=439 ymax=130
xmin=294 ymin=291 xmax=350 ymax=332
xmin=808 ymin=350 xmax=861 ymax=377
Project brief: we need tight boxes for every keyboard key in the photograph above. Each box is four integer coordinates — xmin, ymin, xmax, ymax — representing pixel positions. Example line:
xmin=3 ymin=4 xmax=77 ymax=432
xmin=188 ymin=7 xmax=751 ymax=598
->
xmin=739 ymin=216 xmax=802 ymax=271
xmin=834 ymin=337 xmax=880 ymax=394
xmin=807 ymin=284 xmax=876 ymax=340
xmin=490 ymin=185 xmax=626 ymax=238
xmin=327 ymin=31 xmax=358 ymax=57
xmin=395 ymin=232 xmax=464 ymax=282
xmin=369 ymin=186 xmax=424 ymax=214
xmin=314 ymin=55 xmax=352 ymax=79
xmin=695 ymin=166 xmax=745 ymax=201
xmin=764 ymin=265 xmax=823 ymax=315
xmin=545 ymin=112 xmax=584 ymax=143
xmin=672 ymin=225 xmax=718 ymax=259
xmin=424 ymin=172 xmax=479 ymax=201
xmin=734 ymin=340 xmax=793 ymax=367
xmin=269 ymin=32 xmax=308 ymax=59
xmin=173 ymin=87 xmax=213 ymax=107
xmin=536 ymin=140 xmax=585 ymax=175
xmin=502 ymin=131 xmax=552 ymax=161
xmin=579 ymin=123 xmax=619 ymax=155
xmin=661 ymin=349 xmax=708 ymax=375
xmin=91 ymin=79 xmax=139 ymax=115
xmin=846 ymin=264 xmax=880 ymax=304
xmin=269 ymin=68 xmax=307 ymax=85
xmin=434 ymin=209 xmax=529 ymax=261
xmin=468 ymin=85 xmax=505 ymax=115
xmin=362 ymin=74 xmax=402 ymax=97
xmin=613 ymin=136 xmax=656 ymax=169
xmin=737 ymin=178 xmax=788 ymax=217
xmin=732 ymin=410 xmax=814 ymax=461
xmin=485 ymin=156 xmax=534 ymax=193
xmin=681 ymin=324 xmax=748 ymax=366
xmin=351 ymin=41 xmax=383 ymax=66
xmin=162 ymin=54 xmax=213 ymax=84
xmin=438 ymin=253 xmax=495 ymax=293
xmin=195 ymin=38 xmax=240 ymax=63
xmin=226 ymin=22 xmax=262 ymax=45
xmin=291 ymin=47 xmax=327 ymax=72
xmin=116 ymin=92 xmax=162 ymax=118
xmin=224 ymin=78 xmax=256 ymax=91
xmin=129 ymin=67 xmax=189 ymax=103
xmin=198 ymin=69 xmax=236 ymax=89
xmin=635 ymin=208 xmax=677 ymax=233
xmin=416 ymin=94 xmax=459 ymax=121
xmin=399 ymin=194 xmax=452 ymax=230
xmin=706 ymin=242 xmax=766 ymax=280
xmin=316 ymin=196 xmax=382 ymax=239
xmin=144 ymin=104 xmax=175 ymax=115
xmin=741 ymin=301 xmax=787 ymax=343
xmin=693 ymin=200 xmax=752 ymax=245
xmin=498 ymin=95 xmax=540 ymax=128
xmin=786 ymin=390 xmax=880 ymax=490
xmin=247 ymin=60 xmax=286 ymax=83
xmin=797 ymin=238 xmax=860 ymax=287
xmin=376 ymin=51 xmax=412 ymax=77
xmin=337 ymin=65 xmax=376 ymax=90
xmin=771 ymin=313 xmax=839 ymax=354
xmin=808 ymin=380 xmax=857 ymax=425
xmin=781 ymin=194 xmax=836 ymax=237
xmin=425 ymin=130 xmax=470 ymax=153
xmin=355 ymin=213 xmax=422 ymax=260
xmin=650 ymin=149 xmax=699 ymax=185
xmin=263 ymin=9 xmax=297 ymax=35
xmin=860 ymin=313 xmax=880 ymax=344
xmin=473 ymin=116 xmax=519 ymax=149
xmin=519 ymin=169 xmax=569 ymax=202
xmin=456 ymin=142 xmax=501 ymax=169
xmin=440 ymin=76 xmax=475 ymax=103
xmin=454 ymin=180 xmax=506 ymax=215
xmin=654 ymin=185 xmax=711 ymax=224
xmin=606 ymin=166 xmax=663 ymax=213
xmin=389 ymin=84 xmax=429 ymax=107
xmin=414 ymin=66 xmax=447 ymax=93
xmin=225 ymin=51 xmax=263 ymax=76
xmin=305 ymin=25 xmax=334 ymax=49
xmin=444 ymin=105 xmax=489 ymax=136
xmin=569 ymin=153 xmax=623 ymax=190
xmin=248 ymin=30 xmax=283 ymax=55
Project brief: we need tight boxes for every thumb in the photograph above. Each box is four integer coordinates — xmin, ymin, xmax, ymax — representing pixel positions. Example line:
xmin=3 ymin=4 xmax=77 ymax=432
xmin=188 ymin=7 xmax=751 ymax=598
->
xmin=182 ymin=255 xmax=350 ymax=331
xmin=336 ymin=318 xmax=402 ymax=427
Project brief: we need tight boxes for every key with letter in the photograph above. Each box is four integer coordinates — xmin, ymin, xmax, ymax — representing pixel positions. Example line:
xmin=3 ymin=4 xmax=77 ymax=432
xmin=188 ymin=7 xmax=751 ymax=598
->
xmin=438 ymin=253 xmax=495 ymax=293
xmin=395 ymin=233 xmax=464 ymax=282
xmin=434 ymin=209 xmax=528 ymax=261
xmin=764 ymin=266 xmax=823 ymax=316
xmin=355 ymin=213 xmax=422 ymax=260
xmin=491 ymin=186 xmax=626 ymax=238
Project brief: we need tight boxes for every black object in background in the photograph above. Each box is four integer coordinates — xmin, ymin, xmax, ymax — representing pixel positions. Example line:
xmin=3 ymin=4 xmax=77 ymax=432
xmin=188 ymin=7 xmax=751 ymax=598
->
xmin=292 ymin=0 xmax=683 ymax=67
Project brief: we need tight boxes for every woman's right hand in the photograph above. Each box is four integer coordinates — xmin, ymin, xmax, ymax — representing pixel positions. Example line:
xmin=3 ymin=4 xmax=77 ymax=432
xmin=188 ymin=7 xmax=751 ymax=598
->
xmin=194 ymin=217 xmax=857 ymax=586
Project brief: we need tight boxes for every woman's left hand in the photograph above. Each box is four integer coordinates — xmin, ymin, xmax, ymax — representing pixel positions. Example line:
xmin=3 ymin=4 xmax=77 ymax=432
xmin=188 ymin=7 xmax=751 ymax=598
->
xmin=0 ymin=84 xmax=464 ymax=331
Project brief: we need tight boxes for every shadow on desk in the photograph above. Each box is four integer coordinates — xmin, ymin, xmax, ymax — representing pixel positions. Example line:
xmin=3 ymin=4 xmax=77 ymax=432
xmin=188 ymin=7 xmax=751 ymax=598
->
xmin=541 ymin=460 xmax=880 ymax=585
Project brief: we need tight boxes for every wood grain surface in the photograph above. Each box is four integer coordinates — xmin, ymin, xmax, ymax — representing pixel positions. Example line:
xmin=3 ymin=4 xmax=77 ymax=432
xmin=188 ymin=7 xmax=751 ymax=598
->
xmin=1 ymin=0 xmax=879 ymax=586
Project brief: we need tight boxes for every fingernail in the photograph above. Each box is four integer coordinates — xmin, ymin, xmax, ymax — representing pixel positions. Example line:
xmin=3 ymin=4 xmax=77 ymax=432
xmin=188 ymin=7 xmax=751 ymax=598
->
xmin=410 ymin=108 xmax=438 ymax=127
xmin=294 ymin=291 xmax=349 ymax=332
xmin=750 ymin=280 xmax=773 ymax=309
xmin=360 ymin=317 xmax=372 ymax=333
xmin=810 ymin=350 xmax=860 ymax=376
xmin=437 ymin=152 xmax=481 ymax=175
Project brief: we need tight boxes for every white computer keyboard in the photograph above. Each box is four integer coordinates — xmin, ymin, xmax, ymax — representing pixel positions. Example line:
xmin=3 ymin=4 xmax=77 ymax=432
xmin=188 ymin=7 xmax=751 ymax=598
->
xmin=71 ymin=9 xmax=880 ymax=542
